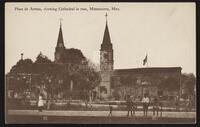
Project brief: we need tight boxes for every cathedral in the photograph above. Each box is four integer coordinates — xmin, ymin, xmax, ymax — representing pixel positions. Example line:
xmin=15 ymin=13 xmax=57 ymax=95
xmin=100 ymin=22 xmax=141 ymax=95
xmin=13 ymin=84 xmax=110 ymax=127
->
xmin=54 ymin=14 xmax=182 ymax=101
xmin=97 ymin=14 xmax=181 ymax=100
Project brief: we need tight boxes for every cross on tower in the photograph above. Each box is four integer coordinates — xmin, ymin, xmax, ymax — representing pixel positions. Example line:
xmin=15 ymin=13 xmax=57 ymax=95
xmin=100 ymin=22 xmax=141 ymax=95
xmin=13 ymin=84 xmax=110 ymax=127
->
xmin=59 ymin=18 xmax=63 ymax=26
xmin=105 ymin=13 xmax=108 ymax=22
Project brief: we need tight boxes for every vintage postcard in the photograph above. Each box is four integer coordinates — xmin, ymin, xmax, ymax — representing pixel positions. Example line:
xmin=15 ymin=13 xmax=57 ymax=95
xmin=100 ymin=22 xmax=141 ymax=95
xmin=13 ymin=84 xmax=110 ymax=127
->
xmin=5 ymin=2 xmax=196 ymax=124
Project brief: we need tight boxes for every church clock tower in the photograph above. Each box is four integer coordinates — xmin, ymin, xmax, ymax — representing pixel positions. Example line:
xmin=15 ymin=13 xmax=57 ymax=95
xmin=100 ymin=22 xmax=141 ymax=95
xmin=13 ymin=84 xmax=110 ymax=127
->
xmin=99 ymin=13 xmax=114 ymax=99
xmin=55 ymin=20 xmax=66 ymax=63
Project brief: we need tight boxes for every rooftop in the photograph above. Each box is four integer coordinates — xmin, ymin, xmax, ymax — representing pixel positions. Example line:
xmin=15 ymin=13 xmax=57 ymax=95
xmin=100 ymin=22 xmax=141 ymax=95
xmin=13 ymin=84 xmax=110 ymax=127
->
xmin=114 ymin=67 xmax=182 ymax=75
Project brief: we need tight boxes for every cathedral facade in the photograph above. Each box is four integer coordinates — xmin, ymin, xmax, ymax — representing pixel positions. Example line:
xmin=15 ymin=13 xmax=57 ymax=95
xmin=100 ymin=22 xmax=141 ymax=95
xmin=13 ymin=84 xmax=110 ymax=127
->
xmin=98 ymin=15 xmax=182 ymax=100
xmin=53 ymin=15 xmax=182 ymax=101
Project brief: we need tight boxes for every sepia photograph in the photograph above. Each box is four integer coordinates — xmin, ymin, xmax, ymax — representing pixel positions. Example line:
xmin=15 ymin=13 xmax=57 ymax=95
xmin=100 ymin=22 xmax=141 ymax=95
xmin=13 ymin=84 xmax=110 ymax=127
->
xmin=5 ymin=2 xmax=196 ymax=124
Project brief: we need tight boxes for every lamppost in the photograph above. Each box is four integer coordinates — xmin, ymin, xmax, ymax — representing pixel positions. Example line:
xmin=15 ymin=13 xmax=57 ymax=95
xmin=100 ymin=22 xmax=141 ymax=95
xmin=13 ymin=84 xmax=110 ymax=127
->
xmin=29 ymin=74 xmax=32 ymax=96
xmin=24 ymin=74 xmax=32 ymax=98
xmin=70 ymin=80 xmax=73 ymax=102
xmin=58 ymin=79 xmax=63 ymax=99
xmin=21 ymin=53 xmax=23 ymax=60
xmin=47 ymin=77 xmax=52 ymax=110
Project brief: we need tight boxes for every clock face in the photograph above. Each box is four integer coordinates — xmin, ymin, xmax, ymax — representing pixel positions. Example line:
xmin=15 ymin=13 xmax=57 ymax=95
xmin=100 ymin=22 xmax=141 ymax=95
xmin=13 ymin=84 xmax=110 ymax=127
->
xmin=101 ymin=51 xmax=108 ymax=62
xmin=56 ymin=53 xmax=60 ymax=60
xmin=101 ymin=74 xmax=110 ymax=81
xmin=58 ymin=42 xmax=64 ymax=47
xmin=104 ymin=53 xmax=108 ymax=59
xmin=101 ymin=63 xmax=107 ymax=71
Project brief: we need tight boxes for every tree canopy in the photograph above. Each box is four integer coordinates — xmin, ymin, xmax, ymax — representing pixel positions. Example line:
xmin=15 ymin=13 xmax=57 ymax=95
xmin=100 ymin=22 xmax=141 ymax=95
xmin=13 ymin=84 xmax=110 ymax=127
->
xmin=63 ymin=48 xmax=86 ymax=64
xmin=7 ymin=49 xmax=101 ymax=101
xmin=9 ymin=59 xmax=33 ymax=74
xmin=181 ymin=73 xmax=196 ymax=95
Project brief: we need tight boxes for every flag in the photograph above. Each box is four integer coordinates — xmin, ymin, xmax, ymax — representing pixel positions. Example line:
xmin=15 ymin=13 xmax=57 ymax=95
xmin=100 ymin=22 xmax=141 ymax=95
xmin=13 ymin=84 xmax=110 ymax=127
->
xmin=143 ymin=54 xmax=147 ymax=66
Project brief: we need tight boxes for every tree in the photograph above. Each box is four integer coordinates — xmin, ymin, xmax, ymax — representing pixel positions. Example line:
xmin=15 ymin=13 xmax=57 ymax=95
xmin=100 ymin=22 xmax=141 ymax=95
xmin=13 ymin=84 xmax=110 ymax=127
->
xmin=33 ymin=52 xmax=53 ymax=75
xmin=67 ymin=59 xmax=101 ymax=101
xmin=162 ymin=76 xmax=179 ymax=91
xmin=7 ymin=48 xmax=101 ymax=109
xmin=54 ymin=48 xmax=101 ymax=101
xmin=64 ymin=48 xmax=86 ymax=64
xmin=10 ymin=59 xmax=33 ymax=74
xmin=120 ymin=75 xmax=134 ymax=87
xmin=181 ymin=73 xmax=196 ymax=96
xmin=33 ymin=49 xmax=98 ymax=104
xmin=8 ymin=58 xmax=34 ymax=98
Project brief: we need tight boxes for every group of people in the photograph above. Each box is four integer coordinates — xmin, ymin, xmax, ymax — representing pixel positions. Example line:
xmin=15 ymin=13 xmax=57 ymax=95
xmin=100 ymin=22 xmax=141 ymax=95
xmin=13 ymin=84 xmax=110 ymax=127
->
xmin=130 ymin=94 xmax=162 ymax=117
xmin=38 ymin=93 xmax=162 ymax=118
xmin=108 ymin=94 xmax=162 ymax=117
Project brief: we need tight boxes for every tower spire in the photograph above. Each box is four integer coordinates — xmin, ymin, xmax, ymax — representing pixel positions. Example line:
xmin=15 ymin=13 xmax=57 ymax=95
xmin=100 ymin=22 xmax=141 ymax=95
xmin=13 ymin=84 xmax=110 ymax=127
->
xmin=56 ymin=18 xmax=65 ymax=48
xmin=101 ymin=13 xmax=112 ymax=51
xmin=55 ymin=18 xmax=66 ymax=62
xmin=103 ymin=13 xmax=111 ymax=44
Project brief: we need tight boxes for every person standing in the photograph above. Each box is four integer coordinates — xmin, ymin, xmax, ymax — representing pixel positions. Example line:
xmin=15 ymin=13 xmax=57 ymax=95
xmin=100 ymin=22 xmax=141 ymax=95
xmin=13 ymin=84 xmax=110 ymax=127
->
xmin=175 ymin=99 xmax=179 ymax=111
xmin=126 ymin=95 xmax=131 ymax=117
xmin=152 ymin=97 xmax=159 ymax=117
xmin=85 ymin=100 xmax=88 ymax=110
xmin=141 ymin=93 xmax=150 ymax=117
xmin=108 ymin=103 xmax=113 ymax=117
xmin=131 ymin=99 xmax=137 ymax=117
xmin=38 ymin=94 xmax=44 ymax=112
xmin=159 ymin=101 xmax=163 ymax=117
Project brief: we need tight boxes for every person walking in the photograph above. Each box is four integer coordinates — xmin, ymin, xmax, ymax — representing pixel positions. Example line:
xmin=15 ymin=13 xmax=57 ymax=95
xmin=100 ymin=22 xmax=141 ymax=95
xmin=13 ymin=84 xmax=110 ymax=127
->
xmin=38 ymin=94 xmax=44 ymax=112
xmin=141 ymin=93 xmax=150 ymax=117
xmin=108 ymin=103 xmax=113 ymax=117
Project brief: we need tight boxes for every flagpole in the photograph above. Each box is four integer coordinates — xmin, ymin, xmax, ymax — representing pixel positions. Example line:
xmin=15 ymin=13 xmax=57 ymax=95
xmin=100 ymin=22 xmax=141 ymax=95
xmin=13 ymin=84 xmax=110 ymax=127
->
xmin=146 ymin=54 xmax=148 ymax=68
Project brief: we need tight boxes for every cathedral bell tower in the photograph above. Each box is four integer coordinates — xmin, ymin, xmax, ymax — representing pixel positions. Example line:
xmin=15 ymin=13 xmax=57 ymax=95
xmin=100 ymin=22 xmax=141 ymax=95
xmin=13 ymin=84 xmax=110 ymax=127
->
xmin=55 ymin=20 xmax=66 ymax=63
xmin=99 ymin=13 xmax=114 ymax=99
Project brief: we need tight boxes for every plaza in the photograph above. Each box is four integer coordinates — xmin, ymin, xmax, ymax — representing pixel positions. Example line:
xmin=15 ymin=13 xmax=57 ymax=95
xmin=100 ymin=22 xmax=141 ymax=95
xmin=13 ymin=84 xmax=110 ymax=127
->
xmin=7 ymin=110 xmax=196 ymax=124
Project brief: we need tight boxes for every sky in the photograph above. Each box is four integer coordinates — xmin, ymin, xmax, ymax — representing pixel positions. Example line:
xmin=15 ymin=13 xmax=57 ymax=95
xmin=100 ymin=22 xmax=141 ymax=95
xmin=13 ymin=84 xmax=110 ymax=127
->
xmin=5 ymin=2 xmax=196 ymax=75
